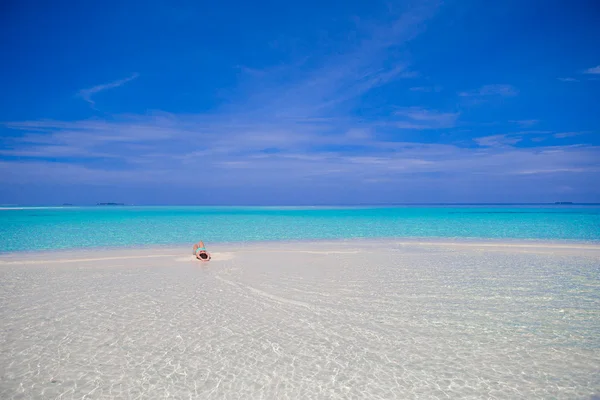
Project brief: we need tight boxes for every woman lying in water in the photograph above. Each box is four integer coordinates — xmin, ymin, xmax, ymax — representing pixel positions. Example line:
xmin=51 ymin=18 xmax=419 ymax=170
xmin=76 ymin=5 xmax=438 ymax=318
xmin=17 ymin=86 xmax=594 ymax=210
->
xmin=193 ymin=241 xmax=211 ymax=262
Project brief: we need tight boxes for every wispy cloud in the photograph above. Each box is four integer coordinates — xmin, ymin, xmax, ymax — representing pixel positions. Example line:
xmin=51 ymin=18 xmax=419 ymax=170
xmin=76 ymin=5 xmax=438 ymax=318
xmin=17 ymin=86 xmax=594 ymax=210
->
xmin=78 ymin=73 xmax=140 ymax=106
xmin=399 ymin=71 xmax=420 ymax=78
xmin=225 ymin=3 xmax=440 ymax=120
xmin=5 ymin=4 xmax=447 ymax=175
xmin=584 ymin=65 xmax=600 ymax=74
xmin=409 ymin=86 xmax=442 ymax=92
xmin=1 ymin=121 xmax=598 ymax=198
xmin=473 ymin=130 xmax=553 ymax=148
xmin=510 ymin=119 xmax=538 ymax=127
xmin=474 ymin=134 xmax=522 ymax=147
xmin=459 ymin=84 xmax=518 ymax=97
xmin=557 ymin=66 xmax=599 ymax=82
xmin=2 ymin=2 xmax=599 ymax=202
xmin=516 ymin=168 xmax=590 ymax=175
xmin=553 ymin=131 xmax=586 ymax=139
xmin=394 ymin=107 xmax=459 ymax=129
xmin=4 ymin=115 xmax=597 ymax=187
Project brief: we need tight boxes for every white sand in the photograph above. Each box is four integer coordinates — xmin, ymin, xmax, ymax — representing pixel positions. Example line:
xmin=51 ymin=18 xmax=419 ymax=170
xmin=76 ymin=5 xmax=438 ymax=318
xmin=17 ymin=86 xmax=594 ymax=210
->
xmin=1 ymin=239 xmax=599 ymax=399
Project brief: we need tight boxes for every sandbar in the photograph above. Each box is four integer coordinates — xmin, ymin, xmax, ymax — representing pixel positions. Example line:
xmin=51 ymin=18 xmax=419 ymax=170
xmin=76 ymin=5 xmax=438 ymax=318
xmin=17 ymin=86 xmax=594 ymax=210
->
xmin=1 ymin=239 xmax=599 ymax=399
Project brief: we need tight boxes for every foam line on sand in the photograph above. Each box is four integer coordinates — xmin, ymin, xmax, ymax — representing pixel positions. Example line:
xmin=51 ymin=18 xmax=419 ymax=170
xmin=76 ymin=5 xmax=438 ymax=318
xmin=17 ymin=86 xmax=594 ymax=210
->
xmin=1 ymin=239 xmax=599 ymax=266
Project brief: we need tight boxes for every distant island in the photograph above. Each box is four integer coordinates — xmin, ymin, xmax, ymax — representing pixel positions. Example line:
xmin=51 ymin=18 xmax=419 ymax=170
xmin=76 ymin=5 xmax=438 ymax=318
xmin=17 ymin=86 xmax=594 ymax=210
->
xmin=96 ymin=202 xmax=125 ymax=206
xmin=62 ymin=203 xmax=74 ymax=206
xmin=554 ymin=202 xmax=574 ymax=205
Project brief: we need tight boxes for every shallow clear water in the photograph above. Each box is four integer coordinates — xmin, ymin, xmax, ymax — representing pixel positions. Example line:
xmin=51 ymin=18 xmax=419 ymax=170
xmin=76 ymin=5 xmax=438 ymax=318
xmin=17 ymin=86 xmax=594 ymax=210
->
xmin=1 ymin=206 xmax=599 ymax=253
xmin=0 ymin=241 xmax=598 ymax=399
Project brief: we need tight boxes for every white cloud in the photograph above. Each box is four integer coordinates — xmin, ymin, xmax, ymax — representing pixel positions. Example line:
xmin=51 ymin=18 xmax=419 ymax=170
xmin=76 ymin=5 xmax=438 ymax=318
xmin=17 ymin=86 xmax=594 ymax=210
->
xmin=344 ymin=128 xmax=373 ymax=141
xmin=0 ymin=4 xmax=445 ymax=167
xmin=558 ymin=77 xmax=579 ymax=82
xmin=473 ymin=130 xmax=557 ymax=147
xmin=394 ymin=107 xmax=459 ymax=129
xmin=78 ymin=73 xmax=140 ymax=106
xmin=516 ymin=168 xmax=590 ymax=175
xmin=0 ymin=137 xmax=597 ymax=192
xmin=409 ymin=86 xmax=442 ymax=92
xmin=7 ymin=3 xmax=442 ymax=162
xmin=553 ymin=132 xmax=585 ymax=139
xmin=584 ymin=65 xmax=600 ymax=74
xmin=2 ymin=113 xmax=598 ymax=191
xmin=2 ymin=3 xmax=598 ymax=200
xmin=474 ymin=134 xmax=522 ymax=147
xmin=228 ymin=4 xmax=440 ymax=119
xmin=459 ymin=84 xmax=518 ymax=97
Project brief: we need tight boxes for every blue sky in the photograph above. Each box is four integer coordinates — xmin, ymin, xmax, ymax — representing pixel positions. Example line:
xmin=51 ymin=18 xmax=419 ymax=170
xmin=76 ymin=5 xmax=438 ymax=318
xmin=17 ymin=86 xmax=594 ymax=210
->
xmin=1 ymin=0 xmax=599 ymax=205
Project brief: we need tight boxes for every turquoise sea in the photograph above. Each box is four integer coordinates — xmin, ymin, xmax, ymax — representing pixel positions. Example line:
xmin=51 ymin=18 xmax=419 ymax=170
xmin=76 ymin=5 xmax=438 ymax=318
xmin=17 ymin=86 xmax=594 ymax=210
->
xmin=1 ymin=205 xmax=599 ymax=253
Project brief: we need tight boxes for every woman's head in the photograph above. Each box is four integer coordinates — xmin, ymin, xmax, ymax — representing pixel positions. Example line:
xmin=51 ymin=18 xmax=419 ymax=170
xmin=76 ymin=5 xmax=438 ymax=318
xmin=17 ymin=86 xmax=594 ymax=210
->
xmin=198 ymin=251 xmax=209 ymax=260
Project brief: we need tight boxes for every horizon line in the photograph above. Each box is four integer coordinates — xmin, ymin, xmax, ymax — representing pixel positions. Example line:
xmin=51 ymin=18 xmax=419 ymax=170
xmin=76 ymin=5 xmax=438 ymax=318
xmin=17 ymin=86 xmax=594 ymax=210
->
xmin=2 ymin=202 xmax=600 ymax=208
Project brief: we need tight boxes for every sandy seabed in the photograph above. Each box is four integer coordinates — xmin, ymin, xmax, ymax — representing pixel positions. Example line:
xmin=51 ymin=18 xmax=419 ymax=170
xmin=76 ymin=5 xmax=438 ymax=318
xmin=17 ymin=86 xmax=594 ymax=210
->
xmin=1 ymin=239 xmax=599 ymax=399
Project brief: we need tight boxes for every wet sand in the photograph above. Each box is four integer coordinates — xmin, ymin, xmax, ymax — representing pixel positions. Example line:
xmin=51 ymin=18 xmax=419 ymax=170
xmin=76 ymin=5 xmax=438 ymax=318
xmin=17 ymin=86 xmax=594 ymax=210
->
xmin=1 ymin=239 xmax=599 ymax=399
